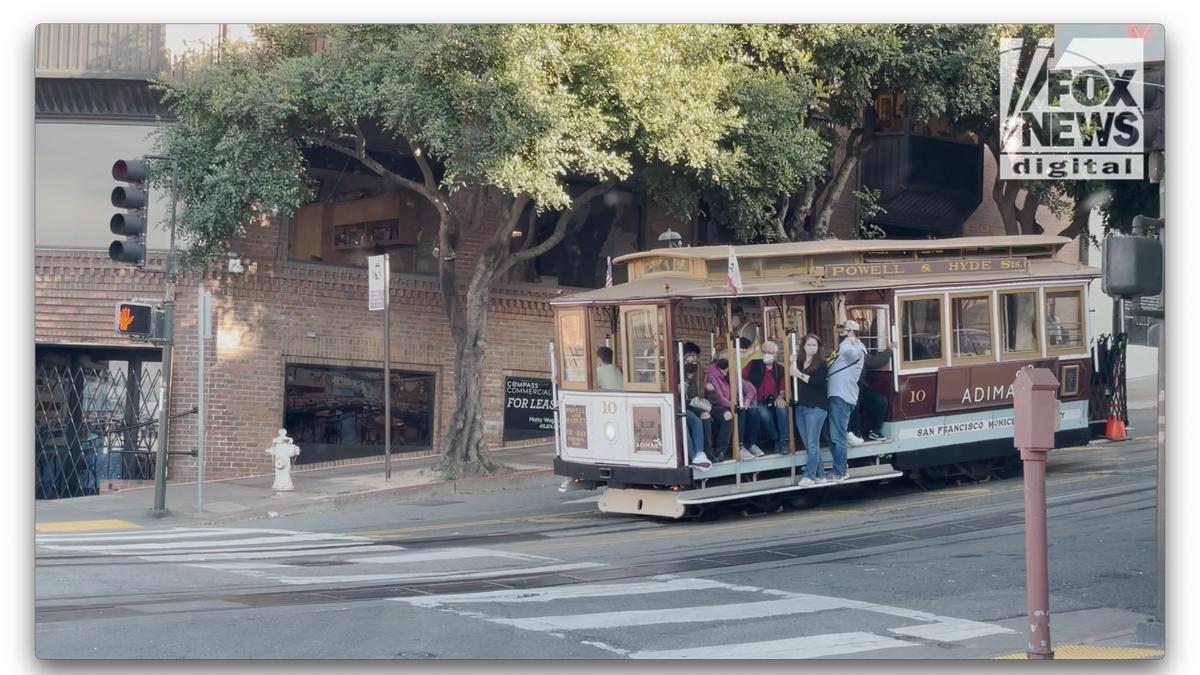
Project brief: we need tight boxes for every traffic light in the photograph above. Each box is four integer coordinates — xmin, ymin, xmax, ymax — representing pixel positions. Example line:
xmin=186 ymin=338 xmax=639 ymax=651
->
xmin=114 ymin=301 xmax=156 ymax=337
xmin=1142 ymin=63 xmax=1164 ymax=153
xmin=109 ymin=158 xmax=150 ymax=266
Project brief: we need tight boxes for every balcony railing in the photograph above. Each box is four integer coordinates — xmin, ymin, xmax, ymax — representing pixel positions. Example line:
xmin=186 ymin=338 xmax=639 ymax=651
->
xmin=859 ymin=127 xmax=984 ymax=235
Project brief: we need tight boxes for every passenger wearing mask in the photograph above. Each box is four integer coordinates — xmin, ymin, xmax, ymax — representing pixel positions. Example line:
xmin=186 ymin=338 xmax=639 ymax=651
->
xmin=790 ymin=333 xmax=829 ymax=487
xmin=704 ymin=346 xmax=758 ymax=460
xmin=682 ymin=342 xmax=713 ymax=470
xmin=825 ymin=319 xmax=866 ymax=482
xmin=741 ymin=340 xmax=789 ymax=456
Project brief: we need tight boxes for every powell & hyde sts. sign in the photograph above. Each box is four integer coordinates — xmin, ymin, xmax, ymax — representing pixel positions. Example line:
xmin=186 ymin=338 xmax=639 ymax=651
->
xmin=821 ymin=257 xmax=1028 ymax=279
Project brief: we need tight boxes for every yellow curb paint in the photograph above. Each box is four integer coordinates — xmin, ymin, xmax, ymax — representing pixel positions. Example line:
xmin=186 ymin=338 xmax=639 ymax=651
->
xmin=993 ymin=646 xmax=1163 ymax=659
xmin=35 ymin=519 xmax=141 ymax=533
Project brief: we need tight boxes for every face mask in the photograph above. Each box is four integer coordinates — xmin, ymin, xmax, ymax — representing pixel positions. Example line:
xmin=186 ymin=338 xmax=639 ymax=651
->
xmin=762 ymin=354 xmax=775 ymax=365
xmin=684 ymin=363 xmax=698 ymax=374
xmin=805 ymin=345 xmax=819 ymax=356
xmin=732 ymin=317 xmax=742 ymax=327
xmin=717 ymin=358 xmax=729 ymax=370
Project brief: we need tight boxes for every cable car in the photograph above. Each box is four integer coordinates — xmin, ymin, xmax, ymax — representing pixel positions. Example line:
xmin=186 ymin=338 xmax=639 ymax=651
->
xmin=547 ymin=235 xmax=1096 ymax=518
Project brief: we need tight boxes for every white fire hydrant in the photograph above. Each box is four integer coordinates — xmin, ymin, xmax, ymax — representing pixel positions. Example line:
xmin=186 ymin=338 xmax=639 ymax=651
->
xmin=266 ymin=429 xmax=300 ymax=492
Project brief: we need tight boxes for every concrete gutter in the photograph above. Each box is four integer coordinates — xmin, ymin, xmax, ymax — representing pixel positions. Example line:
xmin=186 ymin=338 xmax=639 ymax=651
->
xmin=200 ymin=469 xmax=560 ymax=525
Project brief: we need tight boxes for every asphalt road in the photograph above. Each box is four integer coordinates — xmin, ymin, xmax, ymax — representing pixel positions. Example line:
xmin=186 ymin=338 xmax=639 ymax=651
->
xmin=35 ymin=410 xmax=1159 ymax=659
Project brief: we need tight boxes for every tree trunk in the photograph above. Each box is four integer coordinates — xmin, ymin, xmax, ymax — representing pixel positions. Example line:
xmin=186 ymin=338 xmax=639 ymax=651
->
xmin=433 ymin=182 xmax=611 ymax=479
xmin=987 ymin=138 xmax=1024 ymax=236
xmin=434 ymin=297 xmax=499 ymax=478
xmin=1016 ymin=190 xmax=1041 ymax=235
xmin=813 ymin=130 xmax=871 ymax=239
xmin=435 ymin=191 xmax=526 ymax=478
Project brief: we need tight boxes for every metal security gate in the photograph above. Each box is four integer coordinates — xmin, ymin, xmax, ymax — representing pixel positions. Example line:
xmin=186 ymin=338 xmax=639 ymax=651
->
xmin=1090 ymin=333 xmax=1128 ymax=433
xmin=35 ymin=359 xmax=162 ymax=499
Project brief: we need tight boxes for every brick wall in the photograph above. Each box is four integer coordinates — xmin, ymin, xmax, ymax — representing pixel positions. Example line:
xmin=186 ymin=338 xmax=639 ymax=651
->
xmin=36 ymin=168 xmax=1081 ymax=482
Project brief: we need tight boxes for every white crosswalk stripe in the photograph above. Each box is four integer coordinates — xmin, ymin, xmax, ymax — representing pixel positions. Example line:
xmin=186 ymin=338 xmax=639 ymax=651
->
xmin=394 ymin=574 xmax=1015 ymax=659
xmin=36 ymin=527 xmax=600 ymax=589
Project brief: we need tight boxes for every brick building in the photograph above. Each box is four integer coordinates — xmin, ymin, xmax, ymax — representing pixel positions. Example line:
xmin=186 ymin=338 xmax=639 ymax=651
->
xmin=34 ymin=24 xmax=1079 ymax=493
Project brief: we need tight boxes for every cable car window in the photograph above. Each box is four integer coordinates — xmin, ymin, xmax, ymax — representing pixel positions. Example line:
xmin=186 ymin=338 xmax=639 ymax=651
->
xmin=848 ymin=306 xmax=889 ymax=354
xmin=621 ymin=306 xmax=667 ymax=390
xmin=950 ymin=294 xmax=993 ymax=363
xmin=643 ymin=258 xmax=691 ymax=275
xmin=900 ymin=297 xmax=944 ymax=366
xmin=557 ymin=310 xmax=589 ymax=389
xmin=1000 ymin=291 xmax=1040 ymax=357
xmin=1046 ymin=288 xmax=1085 ymax=353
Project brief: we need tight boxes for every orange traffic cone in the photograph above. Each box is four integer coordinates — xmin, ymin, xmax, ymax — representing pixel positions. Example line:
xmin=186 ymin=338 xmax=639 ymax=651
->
xmin=1103 ymin=392 xmax=1127 ymax=441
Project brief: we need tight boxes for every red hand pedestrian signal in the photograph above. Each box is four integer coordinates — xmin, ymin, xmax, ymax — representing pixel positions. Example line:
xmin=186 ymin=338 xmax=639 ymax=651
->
xmin=114 ymin=302 xmax=154 ymax=337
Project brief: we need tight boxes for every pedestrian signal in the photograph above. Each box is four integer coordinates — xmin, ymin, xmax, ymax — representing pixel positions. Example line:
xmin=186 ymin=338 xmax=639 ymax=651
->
xmin=115 ymin=302 xmax=155 ymax=337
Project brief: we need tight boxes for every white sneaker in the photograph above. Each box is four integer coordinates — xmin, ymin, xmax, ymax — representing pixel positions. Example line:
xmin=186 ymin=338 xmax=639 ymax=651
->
xmin=832 ymin=472 xmax=849 ymax=483
xmin=798 ymin=477 xmax=817 ymax=487
xmin=847 ymin=432 xmax=864 ymax=447
xmin=815 ymin=476 xmax=828 ymax=484
xmin=747 ymin=445 xmax=766 ymax=458
xmin=691 ymin=452 xmax=712 ymax=471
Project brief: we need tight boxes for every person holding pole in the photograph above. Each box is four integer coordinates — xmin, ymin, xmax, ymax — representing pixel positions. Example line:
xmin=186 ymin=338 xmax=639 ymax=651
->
xmin=826 ymin=320 xmax=866 ymax=482
xmin=791 ymin=334 xmax=829 ymax=486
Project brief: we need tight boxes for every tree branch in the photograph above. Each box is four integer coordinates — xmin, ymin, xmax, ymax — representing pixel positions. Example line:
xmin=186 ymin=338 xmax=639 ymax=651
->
xmin=322 ymin=137 xmax=429 ymax=198
xmin=772 ymin=194 xmax=790 ymax=242
xmin=500 ymin=180 xmax=615 ymax=275
xmin=1056 ymin=204 xmax=1090 ymax=242
xmin=408 ymin=139 xmax=438 ymax=192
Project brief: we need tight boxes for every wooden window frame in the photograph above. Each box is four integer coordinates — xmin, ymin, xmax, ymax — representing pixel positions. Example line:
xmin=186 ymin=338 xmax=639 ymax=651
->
xmin=1044 ymin=285 xmax=1088 ymax=357
xmin=762 ymin=306 xmax=807 ymax=343
xmin=948 ymin=291 xmax=995 ymax=366
xmin=847 ymin=304 xmax=891 ymax=360
xmin=641 ymin=258 xmax=695 ymax=278
xmin=997 ymin=288 xmax=1042 ymax=362
xmin=897 ymin=293 xmax=948 ymax=370
xmin=1059 ymin=364 xmax=1082 ymax=397
xmin=555 ymin=308 xmax=592 ymax=391
xmin=619 ymin=305 xmax=669 ymax=392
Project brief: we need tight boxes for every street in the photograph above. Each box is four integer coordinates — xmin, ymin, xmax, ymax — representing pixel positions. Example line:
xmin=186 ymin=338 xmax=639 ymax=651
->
xmin=35 ymin=411 xmax=1158 ymax=660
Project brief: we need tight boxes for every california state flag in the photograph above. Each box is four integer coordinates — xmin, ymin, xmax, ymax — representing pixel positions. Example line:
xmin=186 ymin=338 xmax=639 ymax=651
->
xmin=726 ymin=246 xmax=743 ymax=295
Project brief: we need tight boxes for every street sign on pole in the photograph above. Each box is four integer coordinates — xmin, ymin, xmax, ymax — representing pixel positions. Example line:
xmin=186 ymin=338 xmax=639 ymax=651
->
xmin=368 ymin=255 xmax=387 ymax=312
xmin=368 ymin=255 xmax=392 ymax=480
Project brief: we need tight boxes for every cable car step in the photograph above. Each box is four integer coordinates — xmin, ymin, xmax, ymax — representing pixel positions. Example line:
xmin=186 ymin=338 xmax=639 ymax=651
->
xmin=677 ymin=464 xmax=903 ymax=505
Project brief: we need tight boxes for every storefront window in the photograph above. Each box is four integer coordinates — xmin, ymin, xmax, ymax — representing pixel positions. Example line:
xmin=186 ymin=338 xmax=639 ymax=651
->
xmin=900 ymin=297 xmax=944 ymax=365
xmin=284 ymin=364 xmax=435 ymax=465
xmin=950 ymin=294 xmax=993 ymax=362
xmin=1001 ymin=291 xmax=1039 ymax=356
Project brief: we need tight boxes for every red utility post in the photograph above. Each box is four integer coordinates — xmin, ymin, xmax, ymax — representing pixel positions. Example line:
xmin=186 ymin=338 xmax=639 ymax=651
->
xmin=1013 ymin=365 xmax=1061 ymax=659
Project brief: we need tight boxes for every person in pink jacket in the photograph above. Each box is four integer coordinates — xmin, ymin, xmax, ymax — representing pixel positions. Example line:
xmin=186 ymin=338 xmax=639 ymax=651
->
xmin=704 ymin=346 xmax=758 ymax=461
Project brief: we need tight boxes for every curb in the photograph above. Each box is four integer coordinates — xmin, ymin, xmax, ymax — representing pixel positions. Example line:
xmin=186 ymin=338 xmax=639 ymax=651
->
xmin=198 ymin=468 xmax=559 ymax=525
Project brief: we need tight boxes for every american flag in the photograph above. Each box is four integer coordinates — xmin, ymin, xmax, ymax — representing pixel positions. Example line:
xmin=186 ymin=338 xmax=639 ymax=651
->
xmin=605 ymin=257 xmax=613 ymax=287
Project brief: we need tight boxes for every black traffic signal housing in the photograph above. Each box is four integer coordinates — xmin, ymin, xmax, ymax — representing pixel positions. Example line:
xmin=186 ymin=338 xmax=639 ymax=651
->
xmin=1142 ymin=63 xmax=1164 ymax=154
xmin=109 ymin=158 xmax=150 ymax=266
xmin=114 ymin=301 xmax=157 ymax=338
xmin=1102 ymin=216 xmax=1164 ymax=299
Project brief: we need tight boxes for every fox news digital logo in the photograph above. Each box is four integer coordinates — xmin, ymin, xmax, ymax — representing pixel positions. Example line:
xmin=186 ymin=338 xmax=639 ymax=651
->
xmin=1000 ymin=37 xmax=1145 ymax=180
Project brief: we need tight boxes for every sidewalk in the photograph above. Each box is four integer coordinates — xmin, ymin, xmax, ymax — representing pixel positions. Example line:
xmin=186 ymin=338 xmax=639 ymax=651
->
xmin=1126 ymin=375 xmax=1161 ymax=411
xmin=35 ymin=444 xmax=559 ymax=532
xmin=981 ymin=608 xmax=1164 ymax=659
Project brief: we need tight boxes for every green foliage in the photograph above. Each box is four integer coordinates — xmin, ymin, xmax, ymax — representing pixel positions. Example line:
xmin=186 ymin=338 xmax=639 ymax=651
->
xmin=153 ymin=24 xmax=779 ymax=265
xmin=853 ymin=187 xmax=888 ymax=239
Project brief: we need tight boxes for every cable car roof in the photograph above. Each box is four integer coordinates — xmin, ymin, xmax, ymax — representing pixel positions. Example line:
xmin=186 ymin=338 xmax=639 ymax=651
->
xmin=611 ymin=234 xmax=1072 ymax=264
xmin=551 ymin=259 xmax=1098 ymax=306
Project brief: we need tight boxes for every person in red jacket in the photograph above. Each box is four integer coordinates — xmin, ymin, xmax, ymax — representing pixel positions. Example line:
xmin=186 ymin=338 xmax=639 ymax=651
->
xmin=741 ymin=339 xmax=789 ymax=456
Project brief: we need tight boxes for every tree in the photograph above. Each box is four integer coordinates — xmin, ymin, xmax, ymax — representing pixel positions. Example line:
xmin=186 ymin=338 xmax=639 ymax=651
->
xmin=153 ymin=24 xmax=777 ymax=478
xmin=685 ymin=24 xmax=1003 ymax=243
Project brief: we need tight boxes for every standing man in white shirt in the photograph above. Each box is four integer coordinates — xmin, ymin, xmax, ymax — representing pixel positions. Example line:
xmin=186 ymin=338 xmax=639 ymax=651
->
xmin=825 ymin=320 xmax=866 ymax=481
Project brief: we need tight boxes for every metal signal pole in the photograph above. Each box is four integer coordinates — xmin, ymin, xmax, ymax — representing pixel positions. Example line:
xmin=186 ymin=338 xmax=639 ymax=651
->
xmin=146 ymin=155 xmax=179 ymax=519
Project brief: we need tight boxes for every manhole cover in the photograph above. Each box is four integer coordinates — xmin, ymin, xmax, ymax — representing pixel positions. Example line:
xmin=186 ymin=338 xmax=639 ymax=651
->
xmin=397 ymin=652 xmax=435 ymax=659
